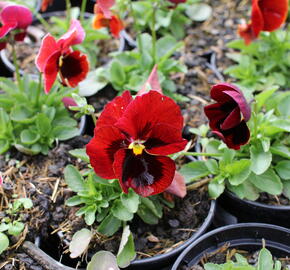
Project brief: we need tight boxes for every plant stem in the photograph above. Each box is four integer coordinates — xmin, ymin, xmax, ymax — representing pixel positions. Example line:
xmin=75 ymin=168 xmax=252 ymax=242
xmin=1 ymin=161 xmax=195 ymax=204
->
xmin=187 ymin=178 xmax=211 ymax=191
xmin=129 ymin=1 xmax=139 ymax=34
xmin=34 ymin=13 xmax=50 ymax=32
xmin=12 ymin=44 xmax=22 ymax=91
xmin=253 ymin=102 xmax=258 ymax=140
xmin=35 ymin=73 xmax=42 ymax=107
xmin=180 ymin=151 xmax=248 ymax=158
xmin=65 ymin=0 xmax=71 ymax=28
xmin=80 ymin=0 xmax=87 ymax=25
xmin=90 ymin=112 xmax=97 ymax=125
xmin=151 ymin=3 xmax=157 ymax=64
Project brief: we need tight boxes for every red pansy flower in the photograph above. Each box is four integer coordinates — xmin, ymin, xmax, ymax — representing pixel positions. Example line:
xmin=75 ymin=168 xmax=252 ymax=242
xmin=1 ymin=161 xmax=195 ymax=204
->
xmin=204 ymin=83 xmax=251 ymax=150
xmin=238 ymin=0 xmax=288 ymax=45
xmin=92 ymin=2 xmax=124 ymax=38
xmin=0 ymin=2 xmax=33 ymax=50
xmin=41 ymin=0 xmax=54 ymax=12
xmin=86 ymin=90 xmax=187 ymax=197
xmin=36 ymin=19 xmax=89 ymax=94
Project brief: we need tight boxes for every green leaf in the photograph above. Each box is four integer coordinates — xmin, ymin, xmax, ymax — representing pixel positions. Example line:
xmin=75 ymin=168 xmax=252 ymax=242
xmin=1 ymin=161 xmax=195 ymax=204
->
xmin=79 ymin=68 xmax=108 ymax=97
xmin=271 ymin=144 xmax=290 ymax=159
xmin=20 ymin=129 xmax=40 ymax=145
xmin=110 ymin=60 xmax=126 ymax=86
xmin=0 ymin=223 xmax=9 ymax=232
xmin=87 ymin=251 xmax=120 ymax=270
xmin=111 ymin=200 xmax=134 ymax=221
xmin=205 ymin=159 xmax=219 ymax=174
xmin=69 ymin=148 xmax=89 ymax=163
xmin=8 ymin=221 xmax=24 ymax=236
xmin=84 ymin=205 xmax=97 ymax=225
xmin=64 ymin=165 xmax=86 ymax=193
xmin=283 ymin=181 xmax=290 ymax=200
xmin=53 ymin=126 xmax=79 ymax=140
xmin=156 ymin=35 xmax=182 ymax=60
xmin=36 ymin=113 xmax=51 ymax=136
xmin=121 ymin=189 xmax=140 ymax=213
xmin=140 ymin=197 xmax=162 ymax=218
xmin=70 ymin=228 xmax=92 ymax=258
xmin=278 ymin=95 xmax=290 ymax=117
xmin=0 ymin=232 xmax=9 ymax=255
xmin=10 ymin=106 xmax=34 ymax=123
xmin=250 ymin=144 xmax=272 ymax=175
xmin=258 ymin=248 xmax=273 ymax=270
xmin=179 ymin=161 xmax=210 ymax=183
xmin=117 ymin=226 xmax=136 ymax=268
xmin=98 ymin=213 xmax=121 ymax=236
xmin=256 ymin=87 xmax=277 ymax=110
xmin=227 ymin=180 xmax=259 ymax=201
xmin=249 ymin=169 xmax=283 ymax=195
xmin=16 ymin=198 xmax=33 ymax=209
xmin=66 ymin=195 xmax=83 ymax=206
xmin=208 ymin=181 xmax=225 ymax=199
xmin=185 ymin=3 xmax=212 ymax=21
xmin=275 ymin=161 xmax=290 ymax=180
xmin=225 ymin=160 xmax=251 ymax=186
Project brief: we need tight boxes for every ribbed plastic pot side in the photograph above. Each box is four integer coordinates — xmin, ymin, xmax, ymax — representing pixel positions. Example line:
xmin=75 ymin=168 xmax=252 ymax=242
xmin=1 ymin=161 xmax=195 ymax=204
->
xmin=171 ymin=223 xmax=290 ymax=270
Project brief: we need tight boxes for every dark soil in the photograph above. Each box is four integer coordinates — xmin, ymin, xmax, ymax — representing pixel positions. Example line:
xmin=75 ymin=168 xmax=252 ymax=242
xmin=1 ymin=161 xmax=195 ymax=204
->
xmin=257 ymin=193 xmax=290 ymax=207
xmin=180 ymin=245 xmax=290 ymax=270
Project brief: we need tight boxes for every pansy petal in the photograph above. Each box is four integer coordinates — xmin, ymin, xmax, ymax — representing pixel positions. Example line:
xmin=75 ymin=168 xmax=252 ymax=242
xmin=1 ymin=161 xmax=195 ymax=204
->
xmin=43 ymin=51 xmax=61 ymax=93
xmin=59 ymin=50 xmax=89 ymax=88
xmin=92 ymin=12 xmax=109 ymax=30
xmin=1 ymin=4 xmax=32 ymax=29
xmin=98 ymin=0 xmax=115 ymax=18
xmin=58 ymin=19 xmax=85 ymax=50
xmin=204 ymin=103 xmax=231 ymax=130
xmin=35 ymin=34 xmax=58 ymax=72
xmin=113 ymin=149 xmax=175 ymax=197
xmin=223 ymin=90 xmax=251 ymax=121
xmin=214 ymin=120 xmax=250 ymax=150
xmin=137 ymin=65 xmax=163 ymax=96
xmin=0 ymin=22 xmax=16 ymax=38
xmin=145 ymin=123 xmax=187 ymax=155
xmin=109 ymin=15 xmax=124 ymax=38
xmin=258 ymin=0 xmax=288 ymax=32
xmin=251 ymin=0 xmax=264 ymax=37
xmin=165 ymin=171 xmax=187 ymax=198
xmin=210 ymin=83 xmax=240 ymax=103
xmin=116 ymin=91 xmax=184 ymax=141
xmin=220 ymin=106 xmax=241 ymax=130
xmin=97 ymin=90 xmax=133 ymax=129
xmin=238 ymin=23 xmax=256 ymax=45
xmin=86 ymin=126 xmax=126 ymax=179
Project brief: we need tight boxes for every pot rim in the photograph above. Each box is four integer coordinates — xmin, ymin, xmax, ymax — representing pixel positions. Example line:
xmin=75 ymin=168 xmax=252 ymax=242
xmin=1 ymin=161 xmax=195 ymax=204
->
xmin=171 ymin=223 xmax=290 ymax=270
xmin=224 ymin=189 xmax=290 ymax=210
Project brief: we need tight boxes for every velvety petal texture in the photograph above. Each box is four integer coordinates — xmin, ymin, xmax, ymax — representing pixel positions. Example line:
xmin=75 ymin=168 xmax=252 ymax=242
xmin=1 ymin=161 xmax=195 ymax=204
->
xmin=239 ymin=0 xmax=288 ymax=44
xmin=35 ymin=20 xmax=89 ymax=93
xmin=204 ymin=83 xmax=251 ymax=150
xmin=86 ymin=91 xmax=187 ymax=197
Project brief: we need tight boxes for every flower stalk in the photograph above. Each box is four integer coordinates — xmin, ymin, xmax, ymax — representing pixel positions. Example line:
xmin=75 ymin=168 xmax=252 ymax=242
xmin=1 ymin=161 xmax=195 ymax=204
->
xmin=11 ymin=43 xmax=22 ymax=91
xmin=80 ymin=0 xmax=88 ymax=25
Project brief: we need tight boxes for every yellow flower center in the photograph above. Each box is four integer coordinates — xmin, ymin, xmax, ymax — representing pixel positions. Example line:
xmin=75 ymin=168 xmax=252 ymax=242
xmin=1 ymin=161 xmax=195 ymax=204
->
xmin=59 ymin=56 xmax=63 ymax=67
xmin=129 ymin=142 xmax=145 ymax=155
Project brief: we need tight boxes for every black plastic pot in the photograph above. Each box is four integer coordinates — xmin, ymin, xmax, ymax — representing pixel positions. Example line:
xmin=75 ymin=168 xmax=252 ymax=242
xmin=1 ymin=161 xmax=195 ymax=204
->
xmin=40 ymin=0 xmax=94 ymax=13
xmin=25 ymin=200 xmax=216 ymax=270
xmin=172 ymin=223 xmax=290 ymax=270
xmin=218 ymin=190 xmax=290 ymax=228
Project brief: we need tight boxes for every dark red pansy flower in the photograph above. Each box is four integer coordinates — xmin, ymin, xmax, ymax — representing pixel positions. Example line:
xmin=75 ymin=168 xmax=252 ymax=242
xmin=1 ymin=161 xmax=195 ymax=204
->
xmin=239 ymin=0 xmax=288 ymax=45
xmin=168 ymin=0 xmax=186 ymax=4
xmin=36 ymin=19 xmax=89 ymax=93
xmin=41 ymin=0 xmax=54 ymax=12
xmin=0 ymin=2 xmax=33 ymax=50
xmin=204 ymin=83 xmax=251 ymax=150
xmin=86 ymin=90 xmax=187 ymax=197
xmin=92 ymin=4 xmax=124 ymax=38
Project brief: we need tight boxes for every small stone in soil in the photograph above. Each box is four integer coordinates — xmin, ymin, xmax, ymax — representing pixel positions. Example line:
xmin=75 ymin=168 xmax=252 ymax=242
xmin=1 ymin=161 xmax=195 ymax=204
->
xmin=169 ymin=219 xmax=180 ymax=228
